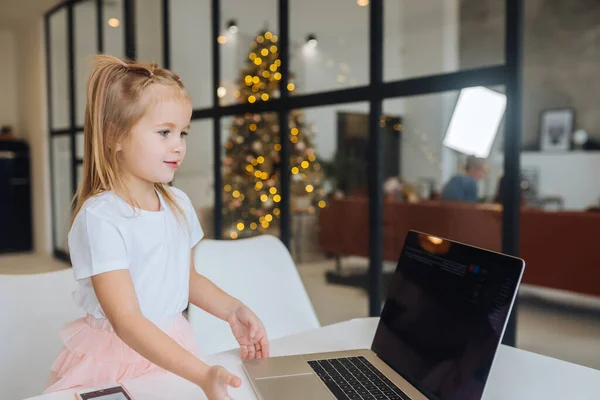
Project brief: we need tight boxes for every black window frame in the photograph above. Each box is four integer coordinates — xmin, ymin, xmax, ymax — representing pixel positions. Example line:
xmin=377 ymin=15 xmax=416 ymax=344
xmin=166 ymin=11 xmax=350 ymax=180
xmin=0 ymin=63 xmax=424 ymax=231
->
xmin=45 ymin=0 xmax=523 ymax=345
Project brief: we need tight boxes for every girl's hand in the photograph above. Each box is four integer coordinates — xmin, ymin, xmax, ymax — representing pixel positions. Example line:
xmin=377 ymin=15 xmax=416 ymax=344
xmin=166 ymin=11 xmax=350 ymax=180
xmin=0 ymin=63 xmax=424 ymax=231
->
xmin=199 ymin=365 xmax=242 ymax=400
xmin=227 ymin=305 xmax=270 ymax=360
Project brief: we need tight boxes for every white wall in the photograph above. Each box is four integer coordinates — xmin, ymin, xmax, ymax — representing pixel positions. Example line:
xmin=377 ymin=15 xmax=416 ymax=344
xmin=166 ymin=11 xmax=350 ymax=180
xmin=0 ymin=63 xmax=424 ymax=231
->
xmin=489 ymin=151 xmax=600 ymax=210
xmin=135 ymin=0 xmax=163 ymax=65
xmin=0 ymin=29 xmax=19 ymax=135
xmin=12 ymin=20 xmax=52 ymax=255
xmin=169 ymin=0 xmax=213 ymax=207
xmin=0 ymin=22 xmax=52 ymax=256
xmin=387 ymin=0 xmax=460 ymax=190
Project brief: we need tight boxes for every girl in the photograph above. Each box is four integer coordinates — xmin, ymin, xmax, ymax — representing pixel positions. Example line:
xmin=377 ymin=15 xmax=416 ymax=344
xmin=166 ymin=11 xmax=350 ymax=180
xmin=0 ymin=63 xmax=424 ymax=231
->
xmin=44 ymin=54 xmax=269 ymax=399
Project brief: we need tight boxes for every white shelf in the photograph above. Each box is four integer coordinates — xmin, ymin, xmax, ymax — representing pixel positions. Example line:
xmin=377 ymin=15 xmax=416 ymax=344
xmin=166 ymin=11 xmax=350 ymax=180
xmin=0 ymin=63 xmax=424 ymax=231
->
xmin=487 ymin=151 xmax=600 ymax=210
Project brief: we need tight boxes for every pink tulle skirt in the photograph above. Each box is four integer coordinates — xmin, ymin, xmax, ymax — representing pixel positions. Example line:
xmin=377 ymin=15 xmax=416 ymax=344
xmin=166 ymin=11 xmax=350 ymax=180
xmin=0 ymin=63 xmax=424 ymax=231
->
xmin=44 ymin=313 xmax=199 ymax=394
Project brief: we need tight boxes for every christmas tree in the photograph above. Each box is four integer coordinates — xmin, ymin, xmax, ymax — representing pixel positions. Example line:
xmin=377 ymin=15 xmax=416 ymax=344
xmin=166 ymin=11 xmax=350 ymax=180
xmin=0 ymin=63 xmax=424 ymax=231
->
xmin=222 ymin=30 xmax=327 ymax=239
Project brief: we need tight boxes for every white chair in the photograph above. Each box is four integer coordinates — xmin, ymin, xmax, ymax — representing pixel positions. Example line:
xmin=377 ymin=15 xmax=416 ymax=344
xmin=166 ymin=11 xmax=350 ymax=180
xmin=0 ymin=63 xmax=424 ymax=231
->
xmin=0 ymin=268 xmax=83 ymax=399
xmin=188 ymin=235 xmax=320 ymax=355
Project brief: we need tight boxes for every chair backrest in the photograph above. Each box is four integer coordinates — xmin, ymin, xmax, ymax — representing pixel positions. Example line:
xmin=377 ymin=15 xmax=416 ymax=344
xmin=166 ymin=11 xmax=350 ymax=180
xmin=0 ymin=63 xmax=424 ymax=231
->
xmin=188 ymin=235 xmax=320 ymax=355
xmin=0 ymin=268 xmax=83 ymax=399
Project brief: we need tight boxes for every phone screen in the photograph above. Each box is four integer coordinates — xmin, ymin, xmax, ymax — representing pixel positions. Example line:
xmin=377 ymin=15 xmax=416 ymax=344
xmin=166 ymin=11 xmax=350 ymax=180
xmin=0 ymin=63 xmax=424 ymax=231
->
xmin=88 ymin=394 xmax=128 ymax=400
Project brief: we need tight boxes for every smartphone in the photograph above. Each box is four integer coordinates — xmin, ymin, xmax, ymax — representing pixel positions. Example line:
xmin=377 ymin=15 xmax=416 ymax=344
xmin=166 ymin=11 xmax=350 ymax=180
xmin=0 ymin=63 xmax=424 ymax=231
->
xmin=74 ymin=384 xmax=134 ymax=400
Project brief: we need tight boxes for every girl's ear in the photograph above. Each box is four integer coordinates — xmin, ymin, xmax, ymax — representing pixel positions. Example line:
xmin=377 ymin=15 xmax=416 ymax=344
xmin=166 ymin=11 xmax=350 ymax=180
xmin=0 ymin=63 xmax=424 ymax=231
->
xmin=115 ymin=141 xmax=123 ymax=151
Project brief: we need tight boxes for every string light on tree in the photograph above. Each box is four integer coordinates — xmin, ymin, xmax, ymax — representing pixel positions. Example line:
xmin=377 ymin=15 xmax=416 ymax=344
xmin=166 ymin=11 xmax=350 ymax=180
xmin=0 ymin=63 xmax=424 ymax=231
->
xmin=222 ymin=30 xmax=328 ymax=239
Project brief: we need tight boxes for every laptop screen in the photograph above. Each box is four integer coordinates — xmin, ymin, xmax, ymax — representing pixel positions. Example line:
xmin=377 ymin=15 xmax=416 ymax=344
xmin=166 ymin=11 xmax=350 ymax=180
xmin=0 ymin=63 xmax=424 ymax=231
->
xmin=371 ymin=231 xmax=524 ymax=400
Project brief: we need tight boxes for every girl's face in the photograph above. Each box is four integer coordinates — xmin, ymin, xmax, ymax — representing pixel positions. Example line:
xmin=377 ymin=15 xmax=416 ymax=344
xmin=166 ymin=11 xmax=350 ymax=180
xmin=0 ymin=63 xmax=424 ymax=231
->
xmin=117 ymin=85 xmax=192 ymax=186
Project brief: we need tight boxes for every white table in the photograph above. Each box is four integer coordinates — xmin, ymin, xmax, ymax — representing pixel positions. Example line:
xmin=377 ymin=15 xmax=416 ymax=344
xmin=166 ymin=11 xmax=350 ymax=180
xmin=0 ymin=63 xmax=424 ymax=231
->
xmin=26 ymin=317 xmax=600 ymax=400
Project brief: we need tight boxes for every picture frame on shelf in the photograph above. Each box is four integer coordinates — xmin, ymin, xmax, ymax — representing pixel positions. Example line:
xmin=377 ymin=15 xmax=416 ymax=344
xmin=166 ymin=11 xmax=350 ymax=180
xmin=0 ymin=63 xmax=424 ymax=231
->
xmin=539 ymin=108 xmax=575 ymax=152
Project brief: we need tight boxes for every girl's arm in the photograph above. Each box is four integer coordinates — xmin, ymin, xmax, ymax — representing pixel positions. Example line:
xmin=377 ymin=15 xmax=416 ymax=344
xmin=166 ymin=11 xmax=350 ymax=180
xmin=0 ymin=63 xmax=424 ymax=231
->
xmin=91 ymin=269 xmax=241 ymax=393
xmin=188 ymin=255 xmax=270 ymax=360
xmin=188 ymin=255 xmax=242 ymax=321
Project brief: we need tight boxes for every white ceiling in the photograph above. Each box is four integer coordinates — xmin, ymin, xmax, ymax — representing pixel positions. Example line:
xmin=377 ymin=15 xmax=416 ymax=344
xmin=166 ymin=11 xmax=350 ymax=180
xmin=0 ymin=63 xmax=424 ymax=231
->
xmin=0 ymin=0 xmax=62 ymax=25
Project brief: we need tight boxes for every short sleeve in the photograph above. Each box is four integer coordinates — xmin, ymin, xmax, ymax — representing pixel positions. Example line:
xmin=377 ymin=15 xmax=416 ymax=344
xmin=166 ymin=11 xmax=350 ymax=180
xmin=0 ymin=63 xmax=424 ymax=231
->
xmin=68 ymin=209 xmax=130 ymax=280
xmin=185 ymin=197 xmax=204 ymax=248
xmin=466 ymin=178 xmax=479 ymax=202
xmin=440 ymin=177 xmax=459 ymax=201
xmin=171 ymin=187 xmax=204 ymax=248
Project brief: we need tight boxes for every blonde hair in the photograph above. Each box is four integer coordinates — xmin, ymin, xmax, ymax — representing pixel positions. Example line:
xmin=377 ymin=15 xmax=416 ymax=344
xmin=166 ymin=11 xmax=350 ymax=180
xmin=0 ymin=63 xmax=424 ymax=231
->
xmin=71 ymin=54 xmax=189 ymax=227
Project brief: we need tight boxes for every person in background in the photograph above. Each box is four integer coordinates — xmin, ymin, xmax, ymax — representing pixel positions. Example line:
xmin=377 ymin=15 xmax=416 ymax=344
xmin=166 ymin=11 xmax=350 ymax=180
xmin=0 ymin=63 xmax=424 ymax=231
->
xmin=440 ymin=156 xmax=488 ymax=203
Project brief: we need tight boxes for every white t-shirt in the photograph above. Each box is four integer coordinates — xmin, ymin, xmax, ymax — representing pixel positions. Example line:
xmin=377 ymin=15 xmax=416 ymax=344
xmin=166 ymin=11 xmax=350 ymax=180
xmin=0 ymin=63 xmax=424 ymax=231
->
xmin=68 ymin=186 xmax=204 ymax=325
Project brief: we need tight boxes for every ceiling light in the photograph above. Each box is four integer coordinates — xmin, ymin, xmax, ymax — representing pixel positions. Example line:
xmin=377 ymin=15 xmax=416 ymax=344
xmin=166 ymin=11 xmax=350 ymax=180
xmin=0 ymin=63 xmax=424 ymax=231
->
xmin=227 ymin=19 xmax=238 ymax=34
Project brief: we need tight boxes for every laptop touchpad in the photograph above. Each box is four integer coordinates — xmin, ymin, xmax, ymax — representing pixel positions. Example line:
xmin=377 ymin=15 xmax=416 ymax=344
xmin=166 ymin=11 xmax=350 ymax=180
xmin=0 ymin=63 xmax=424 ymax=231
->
xmin=255 ymin=374 xmax=332 ymax=400
xmin=244 ymin=357 xmax=313 ymax=379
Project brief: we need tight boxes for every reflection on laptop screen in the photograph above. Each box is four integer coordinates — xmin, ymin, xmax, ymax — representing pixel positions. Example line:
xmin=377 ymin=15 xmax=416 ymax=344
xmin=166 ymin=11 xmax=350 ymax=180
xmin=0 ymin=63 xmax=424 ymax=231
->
xmin=371 ymin=231 xmax=523 ymax=400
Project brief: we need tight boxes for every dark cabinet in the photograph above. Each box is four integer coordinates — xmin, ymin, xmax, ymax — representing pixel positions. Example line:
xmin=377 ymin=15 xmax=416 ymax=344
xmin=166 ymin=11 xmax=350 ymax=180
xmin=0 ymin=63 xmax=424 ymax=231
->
xmin=0 ymin=139 xmax=33 ymax=253
xmin=334 ymin=112 xmax=403 ymax=195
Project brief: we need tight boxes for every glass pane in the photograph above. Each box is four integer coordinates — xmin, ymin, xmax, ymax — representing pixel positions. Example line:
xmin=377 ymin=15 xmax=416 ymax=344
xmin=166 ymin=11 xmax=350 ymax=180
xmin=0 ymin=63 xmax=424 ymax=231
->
xmin=49 ymin=8 xmax=69 ymax=130
xmin=221 ymin=113 xmax=281 ymax=240
xmin=76 ymin=131 xmax=84 ymax=159
xmin=290 ymin=0 xmax=368 ymax=94
xmin=290 ymin=104 xmax=373 ymax=268
xmin=173 ymin=119 xmax=214 ymax=237
xmin=219 ymin=0 xmax=278 ymax=106
xmin=74 ymin=0 xmax=98 ymax=127
xmin=384 ymin=0 xmax=505 ymax=82
xmin=136 ymin=0 xmax=163 ymax=65
xmin=77 ymin=162 xmax=83 ymax=192
xmin=509 ymin=4 xmax=600 ymax=369
xmin=292 ymin=103 xmax=370 ymax=324
xmin=104 ymin=0 xmax=124 ymax=58
xmin=170 ymin=0 xmax=212 ymax=109
xmin=51 ymin=136 xmax=73 ymax=252
xmin=382 ymin=88 xmax=505 ymax=299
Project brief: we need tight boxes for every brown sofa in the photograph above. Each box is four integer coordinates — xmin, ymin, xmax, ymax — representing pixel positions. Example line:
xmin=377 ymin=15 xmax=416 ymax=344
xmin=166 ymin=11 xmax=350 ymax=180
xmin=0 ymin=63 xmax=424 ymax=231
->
xmin=319 ymin=197 xmax=600 ymax=298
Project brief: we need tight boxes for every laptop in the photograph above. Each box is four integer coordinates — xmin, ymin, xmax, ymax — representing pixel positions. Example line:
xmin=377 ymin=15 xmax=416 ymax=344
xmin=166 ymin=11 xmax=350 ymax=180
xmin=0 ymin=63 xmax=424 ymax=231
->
xmin=242 ymin=230 xmax=525 ymax=400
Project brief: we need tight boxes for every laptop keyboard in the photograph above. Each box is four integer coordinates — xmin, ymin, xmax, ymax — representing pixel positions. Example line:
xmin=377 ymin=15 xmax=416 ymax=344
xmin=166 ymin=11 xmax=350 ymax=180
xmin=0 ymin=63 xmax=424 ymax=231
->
xmin=307 ymin=356 xmax=411 ymax=400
